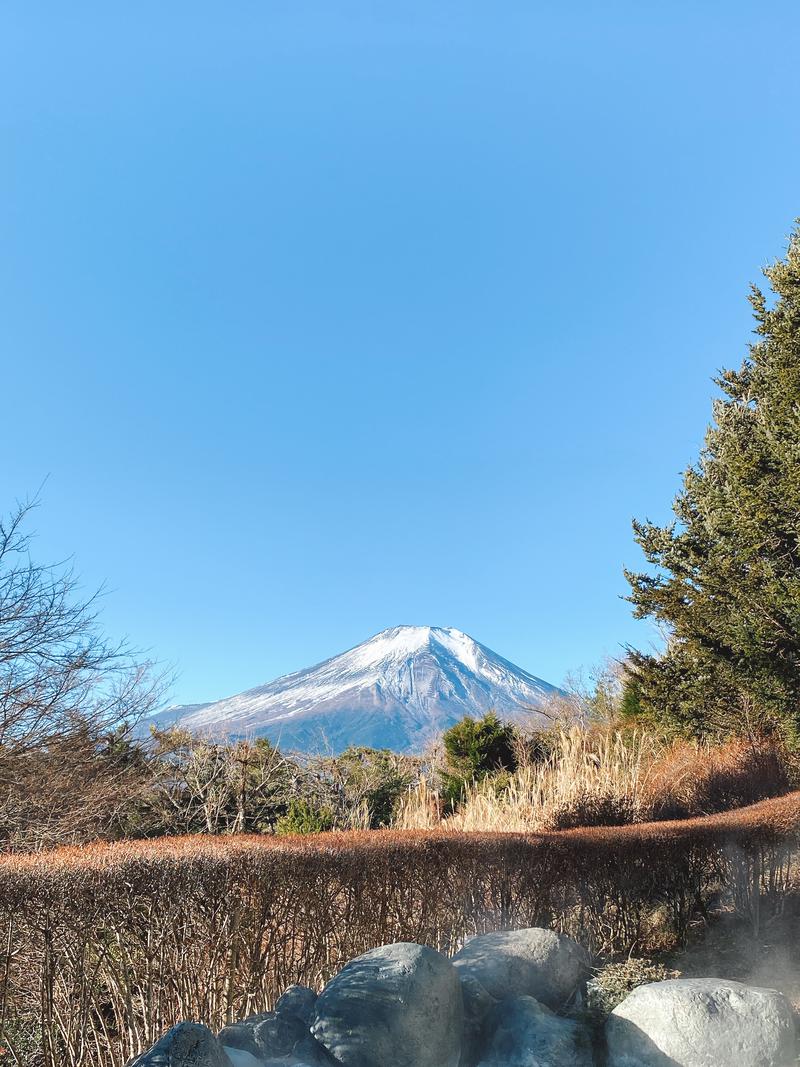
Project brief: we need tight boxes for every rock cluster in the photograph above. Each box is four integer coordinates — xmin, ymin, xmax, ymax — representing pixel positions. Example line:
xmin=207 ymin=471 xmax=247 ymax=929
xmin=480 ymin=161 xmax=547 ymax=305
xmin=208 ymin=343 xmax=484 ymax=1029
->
xmin=129 ymin=928 xmax=796 ymax=1067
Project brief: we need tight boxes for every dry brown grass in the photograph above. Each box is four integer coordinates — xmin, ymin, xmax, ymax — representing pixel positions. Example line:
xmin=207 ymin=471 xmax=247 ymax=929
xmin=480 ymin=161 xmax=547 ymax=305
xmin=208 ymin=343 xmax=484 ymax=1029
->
xmin=396 ymin=729 xmax=792 ymax=832
xmin=1 ymin=792 xmax=799 ymax=1067
xmin=643 ymin=737 xmax=791 ymax=819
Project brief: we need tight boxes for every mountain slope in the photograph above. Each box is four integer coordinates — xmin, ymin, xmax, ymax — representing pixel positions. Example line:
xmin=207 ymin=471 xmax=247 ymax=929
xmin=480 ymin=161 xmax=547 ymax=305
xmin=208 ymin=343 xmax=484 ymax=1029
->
xmin=152 ymin=625 xmax=561 ymax=753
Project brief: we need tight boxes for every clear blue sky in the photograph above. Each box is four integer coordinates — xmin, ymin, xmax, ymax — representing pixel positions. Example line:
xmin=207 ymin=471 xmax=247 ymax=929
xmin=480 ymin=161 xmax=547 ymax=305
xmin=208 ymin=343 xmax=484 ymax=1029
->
xmin=2 ymin=3 xmax=800 ymax=703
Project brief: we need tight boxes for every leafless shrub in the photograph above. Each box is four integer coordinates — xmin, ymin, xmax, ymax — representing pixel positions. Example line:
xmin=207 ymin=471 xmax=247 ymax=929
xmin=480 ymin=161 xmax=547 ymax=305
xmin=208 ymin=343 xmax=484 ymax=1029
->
xmin=643 ymin=737 xmax=792 ymax=820
xmin=0 ymin=793 xmax=797 ymax=1066
xmin=0 ymin=501 xmax=165 ymax=851
xmin=145 ymin=730 xmax=295 ymax=835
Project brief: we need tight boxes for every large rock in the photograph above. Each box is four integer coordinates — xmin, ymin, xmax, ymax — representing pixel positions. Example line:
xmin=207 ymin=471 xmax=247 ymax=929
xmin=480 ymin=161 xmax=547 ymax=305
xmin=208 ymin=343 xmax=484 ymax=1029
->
xmin=128 ymin=1022 xmax=230 ymax=1066
xmin=253 ymin=1013 xmax=309 ymax=1057
xmin=218 ymin=1024 xmax=262 ymax=1058
xmin=221 ymin=1051 xmax=263 ymax=1067
xmin=459 ymin=973 xmax=497 ymax=1066
xmin=276 ymin=985 xmax=318 ymax=1027
xmin=252 ymin=1012 xmax=338 ymax=1067
xmin=476 ymin=995 xmax=593 ymax=1067
xmin=217 ymin=1010 xmax=335 ymax=1067
xmin=452 ymin=929 xmax=589 ymax=1010
xmin=606 ymin=978 xmax=796 ymax=1067
xmin=312 ymin=942 xmax=463 ymax=1067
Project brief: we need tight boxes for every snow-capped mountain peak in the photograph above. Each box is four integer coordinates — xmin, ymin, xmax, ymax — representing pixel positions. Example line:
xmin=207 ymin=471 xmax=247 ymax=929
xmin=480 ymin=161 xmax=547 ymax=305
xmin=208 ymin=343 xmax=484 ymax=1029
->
xmin=153 ymin=625 xmax=561 ymax=753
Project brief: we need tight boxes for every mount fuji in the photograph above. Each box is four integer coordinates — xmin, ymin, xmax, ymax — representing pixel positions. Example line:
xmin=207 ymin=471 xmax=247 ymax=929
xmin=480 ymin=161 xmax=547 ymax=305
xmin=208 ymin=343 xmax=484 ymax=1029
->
xmin=151 ymin=625 xmax=562 ymax=753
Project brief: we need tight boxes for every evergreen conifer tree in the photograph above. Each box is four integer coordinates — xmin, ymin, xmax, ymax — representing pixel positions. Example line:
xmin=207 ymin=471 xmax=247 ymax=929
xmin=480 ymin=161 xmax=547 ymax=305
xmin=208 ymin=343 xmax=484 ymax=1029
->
xmin=625 ymin=227 xmax=800 ymax=742
xmin=440 ymin=711 xmax=517 ymax=809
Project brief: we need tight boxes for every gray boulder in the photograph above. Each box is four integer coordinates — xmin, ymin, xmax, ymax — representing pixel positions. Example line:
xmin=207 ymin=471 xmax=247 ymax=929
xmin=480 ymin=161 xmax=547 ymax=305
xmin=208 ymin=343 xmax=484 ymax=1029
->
xmin=252 ymin=1012 xmax=338 ymax=1067
xmin=240 ymin=1013 xmax=272 ymax=1028
xmin=476 ymin=995 xmax=593 ymax=1067
xmin=276 ymin=985 xmax=318 ymax=1027
xmin=221 ymin=1050 xmax=263 ymax=1067
xmin=459 ymin=974 xmax=497 ymax=1066
xmin=218 ymin=1025 xmax=262 ymax=1058
xmin=452 ymin=928 xmax=589 ymax=1010
xmin=128 ymin=1022 xmax=229 ymax=1066
xmin=276 ymin=1035 xmax=338 ymax=1067
xmin=312 ymin=942 xmax=463 ymax=1067
xmin=253 ymin=1014 xmax=309 ymax=1057
xmin=606 ymin=978 xmax=796 ymax=1067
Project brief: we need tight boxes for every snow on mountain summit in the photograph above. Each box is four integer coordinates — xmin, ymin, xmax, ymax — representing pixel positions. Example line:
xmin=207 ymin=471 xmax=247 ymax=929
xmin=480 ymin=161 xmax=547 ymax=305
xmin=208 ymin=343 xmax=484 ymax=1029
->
xmin=153 ymin=625 xmax=562 ymax=753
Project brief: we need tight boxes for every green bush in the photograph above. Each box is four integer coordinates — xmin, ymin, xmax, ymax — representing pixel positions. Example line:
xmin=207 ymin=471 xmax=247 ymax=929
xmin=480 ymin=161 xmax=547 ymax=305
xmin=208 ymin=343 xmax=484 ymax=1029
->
xmin=275 ymin=797 xmax=334 ymax=835
xmin=331 ymin=747 xmax=416 ymax=828
xmin=440 ymin=712 xmax=517 ymax=810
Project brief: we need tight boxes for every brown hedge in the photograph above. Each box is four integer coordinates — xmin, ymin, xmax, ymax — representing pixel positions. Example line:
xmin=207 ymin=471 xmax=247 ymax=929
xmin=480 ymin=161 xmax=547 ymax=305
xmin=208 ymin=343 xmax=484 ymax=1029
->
xmin=2 ymin=793 xmax=799 ymax=1067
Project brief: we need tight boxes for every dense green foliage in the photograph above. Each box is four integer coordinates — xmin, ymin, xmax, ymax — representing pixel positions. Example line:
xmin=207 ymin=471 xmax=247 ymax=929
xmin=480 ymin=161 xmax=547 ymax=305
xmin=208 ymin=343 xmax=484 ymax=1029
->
xmin=440 ymin=711 xmax=518 ymax=808
xmin=625 ymin=229 xmax=800 ymax=742
xmin=295 ymin=745 xmax=418 ymax=830
xmin=324 ymin=746 xmax=415 ymax=827
xmin=276 ymin=797 xmax=335 ymax=835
